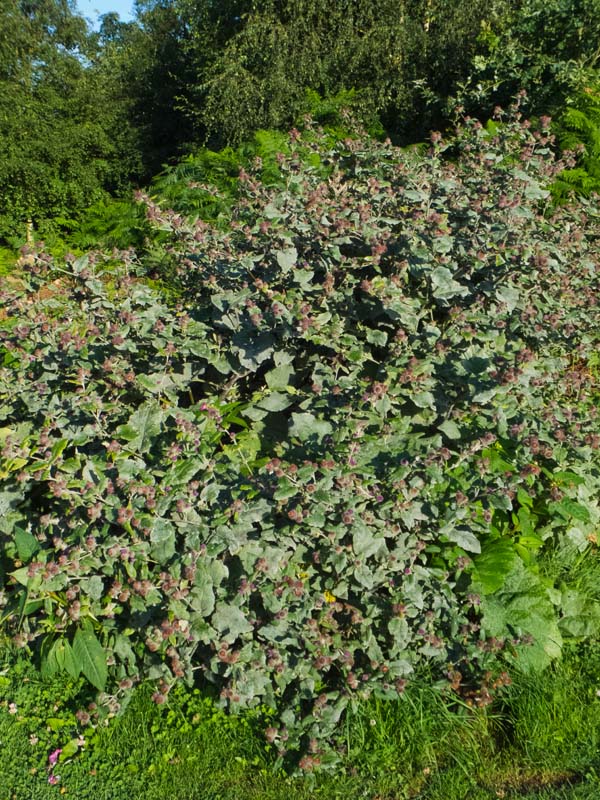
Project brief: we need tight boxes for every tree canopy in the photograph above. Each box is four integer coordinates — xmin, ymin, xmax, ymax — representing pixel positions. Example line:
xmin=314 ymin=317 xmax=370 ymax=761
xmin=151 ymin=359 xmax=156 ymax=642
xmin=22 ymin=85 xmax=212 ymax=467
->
xmin=3 ymin=0 xmax=600 ymax=243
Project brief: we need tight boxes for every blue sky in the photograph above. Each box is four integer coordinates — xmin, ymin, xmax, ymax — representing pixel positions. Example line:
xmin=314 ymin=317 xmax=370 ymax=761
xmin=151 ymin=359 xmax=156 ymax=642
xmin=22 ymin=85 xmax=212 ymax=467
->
xmin=77 ymin=0 xmax=135 ymax=26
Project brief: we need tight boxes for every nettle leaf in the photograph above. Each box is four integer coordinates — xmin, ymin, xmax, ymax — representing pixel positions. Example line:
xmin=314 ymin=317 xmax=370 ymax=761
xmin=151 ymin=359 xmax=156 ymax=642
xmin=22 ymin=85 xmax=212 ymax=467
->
xmin=289 ymin=412 xmax=332 ymax=441
xmin=118 ymin=401 xmax=164 ymax=453
xmin=73 ymin=625 xmax=107 ymax=691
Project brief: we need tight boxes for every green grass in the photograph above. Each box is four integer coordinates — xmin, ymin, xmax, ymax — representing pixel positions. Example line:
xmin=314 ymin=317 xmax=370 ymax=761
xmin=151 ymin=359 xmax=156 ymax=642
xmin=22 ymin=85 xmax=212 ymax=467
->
xmin=1 ymin=643 xmax=600 ymax=799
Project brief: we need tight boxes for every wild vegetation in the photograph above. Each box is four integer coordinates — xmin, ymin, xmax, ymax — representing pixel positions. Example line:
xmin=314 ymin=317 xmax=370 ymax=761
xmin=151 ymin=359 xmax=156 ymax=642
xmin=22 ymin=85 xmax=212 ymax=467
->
xmin=2 ymin=0 xmax=600 ymax=795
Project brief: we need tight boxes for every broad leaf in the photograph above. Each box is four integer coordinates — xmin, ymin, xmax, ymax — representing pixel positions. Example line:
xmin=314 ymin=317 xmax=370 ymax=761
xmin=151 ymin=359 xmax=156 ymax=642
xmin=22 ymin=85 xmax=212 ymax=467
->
xmin=289 ymin=412 xmax=332 ymax=441
xmin=73 ymin=625 xmax=107 ymax=691
xmin=118 ymin=401 xmax=164 ymax=453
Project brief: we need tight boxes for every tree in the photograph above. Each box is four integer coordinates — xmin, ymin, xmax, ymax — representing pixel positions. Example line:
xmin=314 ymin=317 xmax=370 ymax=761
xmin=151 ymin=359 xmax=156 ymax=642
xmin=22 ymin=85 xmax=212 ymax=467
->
xmin=462 ymin=0 xmax=600 ymax=118
xmin=174 ymin=0 xmax=511 ymax=146
xmin=0 ymin=0 xmax=140 ymax=244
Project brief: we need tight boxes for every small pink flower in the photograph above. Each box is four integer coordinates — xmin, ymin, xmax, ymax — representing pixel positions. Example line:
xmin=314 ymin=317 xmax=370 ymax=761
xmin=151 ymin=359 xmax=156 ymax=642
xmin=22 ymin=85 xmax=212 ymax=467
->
xmin=48 ymin=774 xmax=60 ymax=785
xmin=48 ymin=749 xmax=62 ymax=766
xmin=8 ymin=702 xmax=17 ymax=714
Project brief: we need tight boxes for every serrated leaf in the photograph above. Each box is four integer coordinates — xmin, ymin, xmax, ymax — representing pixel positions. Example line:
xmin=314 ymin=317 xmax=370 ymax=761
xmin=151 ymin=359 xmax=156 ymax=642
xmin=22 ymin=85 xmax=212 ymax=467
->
xmin=232 ymin=332 xmax=275 ymax=370
xmin=550 ymin=471 xmax=585 ymax=487
xmin=412 ymin=391 xmax=435 ymax=409
xmin=480 ymin=561 xmax=562 ymax=671
xmin=73 ymin=625 xmax=107 ymax=691
xmin=0 ymin=488 xmax=23 ymax=517
xmin=273 ymin=477 xmax=298 ymax=501
xmin=257 ymin=391 xmax=293 ymax=412
xmin=352 ymin=523 xmax=384 ymax=558
xmin=190 ymin=580 xmax=215 ymax=617
xmin=496 ymin=284 xmax=520 ymax=311
xmin=136 ymin=373 xmax=176 ymax=394
xmin=81 ymin=575 xmax=104 ymax=601
xmin=365 ymin=329 xmax=388 ymax=346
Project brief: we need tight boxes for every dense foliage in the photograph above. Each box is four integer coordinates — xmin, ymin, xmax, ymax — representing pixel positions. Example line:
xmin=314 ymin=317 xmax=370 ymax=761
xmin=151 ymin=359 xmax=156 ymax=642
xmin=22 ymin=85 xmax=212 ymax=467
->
xmin=5 ymin=0 xmax=600 ymax=246
xmin=0 ymin=0 xmax=140 ymax=244
xmin=2 ymin=107 xmax=600 ymax=768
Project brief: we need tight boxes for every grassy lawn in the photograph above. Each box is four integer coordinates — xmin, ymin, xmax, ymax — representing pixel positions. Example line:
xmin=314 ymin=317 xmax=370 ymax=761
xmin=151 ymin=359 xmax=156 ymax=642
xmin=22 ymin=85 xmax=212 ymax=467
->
xmin=2 ymin=643 xmax=600 ymax=799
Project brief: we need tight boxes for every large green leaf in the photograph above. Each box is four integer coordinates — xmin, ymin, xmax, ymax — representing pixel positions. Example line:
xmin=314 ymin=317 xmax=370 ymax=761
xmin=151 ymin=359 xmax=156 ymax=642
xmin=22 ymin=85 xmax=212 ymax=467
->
xmin=212 ymin=602 xmax=253 ymax=641
xmin=168 ymin=458 xmax=206 ymax=486
xmin=443 ymin=526 xmax=481 ymax=554
xmin=265 ymin=362 xmax=294 ymax=390
xmin=53 ymin=638 xmax=81 ymax=680
xmin=480 ymin=561 xmax=562 ymax=672
xmin=14 ymin=526 xmax=40 ymax=561
xmin=430 ymin=267 xmax=468 ymax=301
xmin=276 ymin=246 xmax=297 ymax=272
xmin=73 ymin=625 xmax=107 ymax=691
xmin=118 ymin=401 xmax=164 ymax=454
xmin=150 ymin=519 xmax=176 ymax=563
xmin=232 ymin=332 xmax=275 ymax=370
xmin=473 ymin=538 xmax=519 ymax=594
xmin=289 ymin=412 xmax=332 ymax=441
